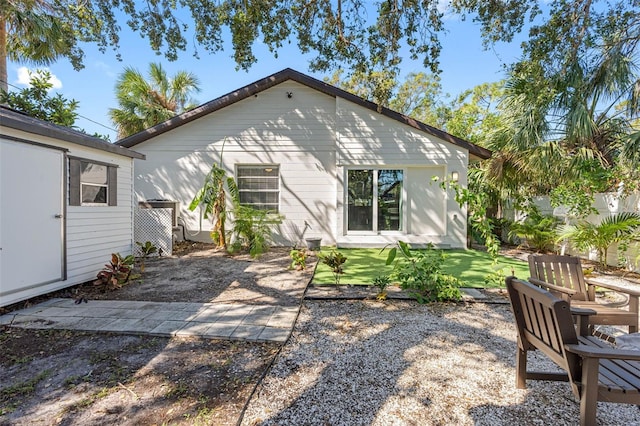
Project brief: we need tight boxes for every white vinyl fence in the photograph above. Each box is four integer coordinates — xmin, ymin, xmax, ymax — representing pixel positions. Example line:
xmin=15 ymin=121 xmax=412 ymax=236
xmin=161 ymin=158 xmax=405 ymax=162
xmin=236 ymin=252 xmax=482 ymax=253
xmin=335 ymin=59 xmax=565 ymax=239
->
xmin=507 ymin=193 xmax=640 ymax=271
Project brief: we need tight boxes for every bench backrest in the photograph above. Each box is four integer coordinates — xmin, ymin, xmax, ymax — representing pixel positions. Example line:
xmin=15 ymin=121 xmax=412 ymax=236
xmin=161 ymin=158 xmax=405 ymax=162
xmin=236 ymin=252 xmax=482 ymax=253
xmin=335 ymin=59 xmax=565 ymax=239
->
xmin=528 ymin=254 xmax=589 ymax=301
xmin=506 ymin=276 xmax=581 ymax=381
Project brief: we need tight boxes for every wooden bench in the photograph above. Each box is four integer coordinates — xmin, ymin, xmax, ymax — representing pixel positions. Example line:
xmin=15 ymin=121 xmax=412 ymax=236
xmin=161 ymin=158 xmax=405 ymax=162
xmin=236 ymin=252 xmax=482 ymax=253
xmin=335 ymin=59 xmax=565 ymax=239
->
xmin=528 ymin=254 xmax=639 ymax=333
xmin=506 ymin=276 xmax=640 ymax=426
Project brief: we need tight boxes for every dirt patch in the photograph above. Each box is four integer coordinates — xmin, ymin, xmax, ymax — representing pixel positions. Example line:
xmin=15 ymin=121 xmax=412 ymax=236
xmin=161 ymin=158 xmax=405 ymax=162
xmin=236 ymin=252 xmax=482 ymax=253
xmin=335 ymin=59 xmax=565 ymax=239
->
xmin=71 ymin=247 xmax=315 ymax=306
xmin=0 ymin=328 xmax=278 ymax=425
xmin=1 ymin=245 xmax=315 ymax=425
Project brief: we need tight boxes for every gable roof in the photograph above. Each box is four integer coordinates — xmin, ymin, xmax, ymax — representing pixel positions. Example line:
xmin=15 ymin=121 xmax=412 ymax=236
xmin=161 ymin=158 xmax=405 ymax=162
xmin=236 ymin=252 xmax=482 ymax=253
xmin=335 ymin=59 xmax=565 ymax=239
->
xmin=116 ymin=68 xmax=491 ymax=160
xmin=1 ymin=106 xmax=145 ymax=159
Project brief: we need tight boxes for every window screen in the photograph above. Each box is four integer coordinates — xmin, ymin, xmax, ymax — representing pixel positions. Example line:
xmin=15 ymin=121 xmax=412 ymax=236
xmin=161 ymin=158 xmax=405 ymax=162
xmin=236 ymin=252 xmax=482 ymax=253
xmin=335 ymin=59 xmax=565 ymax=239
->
xmin=236 ymin=166 xmax=280 ymax=212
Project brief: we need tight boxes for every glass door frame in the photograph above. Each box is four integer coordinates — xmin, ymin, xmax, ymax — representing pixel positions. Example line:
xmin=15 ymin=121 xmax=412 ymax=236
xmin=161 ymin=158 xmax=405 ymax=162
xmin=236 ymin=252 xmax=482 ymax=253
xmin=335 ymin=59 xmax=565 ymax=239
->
xmin=345 ymin=167 xmax=405 ymax=235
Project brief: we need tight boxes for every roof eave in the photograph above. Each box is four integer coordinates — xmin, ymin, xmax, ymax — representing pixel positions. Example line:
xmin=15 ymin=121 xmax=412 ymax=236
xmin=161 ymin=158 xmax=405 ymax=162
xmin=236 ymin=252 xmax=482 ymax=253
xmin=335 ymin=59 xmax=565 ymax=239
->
xmin=116 ymin=68 xmax=492 ymax=160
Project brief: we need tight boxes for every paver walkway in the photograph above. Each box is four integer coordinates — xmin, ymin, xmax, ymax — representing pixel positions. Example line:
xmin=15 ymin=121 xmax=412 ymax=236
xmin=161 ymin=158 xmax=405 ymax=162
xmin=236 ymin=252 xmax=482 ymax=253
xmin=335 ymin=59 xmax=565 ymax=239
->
xmin=0 ymin=298 xmax=299 ymax=342
xmin=0 ymin=287 xmax=503 ymax=344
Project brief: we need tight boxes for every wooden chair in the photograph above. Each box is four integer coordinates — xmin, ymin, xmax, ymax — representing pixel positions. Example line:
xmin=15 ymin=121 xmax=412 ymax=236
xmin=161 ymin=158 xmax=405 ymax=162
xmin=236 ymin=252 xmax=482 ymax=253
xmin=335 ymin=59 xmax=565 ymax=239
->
xmin=506 ymin=276 xmax=640 ymax=426
xmin=528 ymin=254 xmax=639 ymax=333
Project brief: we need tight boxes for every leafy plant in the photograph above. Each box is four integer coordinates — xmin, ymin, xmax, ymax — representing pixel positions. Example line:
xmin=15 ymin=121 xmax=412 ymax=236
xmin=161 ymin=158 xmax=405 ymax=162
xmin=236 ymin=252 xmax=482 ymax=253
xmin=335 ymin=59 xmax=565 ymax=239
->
xmin=135 ymin=241 xmax=158 ymax=272
xmin=226 ymin=179 xmax=283 ymax=258
xmin=189 ymin=138 xmax=231 ymax=249
xmin=558 ymin=212 xmax=640 ymax=269
xmin=483 ymin=264 xmax=514 ymax=288
xmin=436 ymin=176 xmax=500 ymax=259
xmin=94 ymin=253 xmax=135 ymax=290
xmin=320 ymin=250 xmax=347 ymax=285
xmin=508 ymin=210 xmax=560 ymax=253
xmin=372 ymin=274 xmax=391 ymax=301
xmin=386 ymin=241 xmax=461 ymax=303
xmin=290 ymin=248 xmax=308 ymax=270
xmin=226 ymin=204 xmax=281 ymax=257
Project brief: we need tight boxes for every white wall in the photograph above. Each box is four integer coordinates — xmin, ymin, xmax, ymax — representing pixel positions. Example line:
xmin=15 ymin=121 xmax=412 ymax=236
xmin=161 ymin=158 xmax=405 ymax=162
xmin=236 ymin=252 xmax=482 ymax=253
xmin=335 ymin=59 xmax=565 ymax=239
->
xmin=1 ymin=127 xmax=135 ymax=306
xmin=335 ymin=99 xmax=468 ymax=248
xmin=132 ymin=81 xmax=337 ymax=246
xmin=132 ymin=80 xmax=470 ymax=249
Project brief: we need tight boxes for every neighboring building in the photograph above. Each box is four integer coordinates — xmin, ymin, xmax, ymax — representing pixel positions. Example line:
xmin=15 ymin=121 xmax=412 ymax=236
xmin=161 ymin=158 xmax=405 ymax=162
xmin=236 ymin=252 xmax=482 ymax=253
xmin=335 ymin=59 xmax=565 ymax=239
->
xmin=0 ymin=106 xmax=145 ymax=307
xmin=118 ymin=68 xmax=491 ymax=249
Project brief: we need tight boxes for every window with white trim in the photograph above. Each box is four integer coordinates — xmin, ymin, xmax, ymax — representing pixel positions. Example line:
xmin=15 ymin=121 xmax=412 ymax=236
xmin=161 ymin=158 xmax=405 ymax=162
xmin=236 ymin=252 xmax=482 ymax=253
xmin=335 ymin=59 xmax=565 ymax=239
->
xmin=236 ymin=165 xmax=280 ymax=212
xmin=69 ymin=158 xmax=117 ymax=206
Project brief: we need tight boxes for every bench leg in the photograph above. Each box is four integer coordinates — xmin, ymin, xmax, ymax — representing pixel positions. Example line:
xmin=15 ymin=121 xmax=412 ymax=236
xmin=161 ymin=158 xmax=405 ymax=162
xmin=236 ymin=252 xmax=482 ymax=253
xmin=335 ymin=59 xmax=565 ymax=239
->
xmin=579 ymin=358 xmax=599 ymax=426
xmin=629 ymin=296 xmax=638 ymax=334
xmin=516 ymin=341 xmax=527 ymax=389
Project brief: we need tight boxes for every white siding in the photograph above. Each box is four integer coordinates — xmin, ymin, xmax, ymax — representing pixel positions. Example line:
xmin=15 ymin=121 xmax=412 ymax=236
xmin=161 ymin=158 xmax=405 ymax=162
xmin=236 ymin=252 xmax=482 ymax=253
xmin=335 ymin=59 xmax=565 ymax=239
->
xmin=1 ymin=127 xmax=135 ymax=306
xmin=133 ymin=81 xmax=337 ymax=245
xmin=335 ymin=98 xmax=468 ymax=248
xmin=132 ymin=80 xmax=472 ymax=249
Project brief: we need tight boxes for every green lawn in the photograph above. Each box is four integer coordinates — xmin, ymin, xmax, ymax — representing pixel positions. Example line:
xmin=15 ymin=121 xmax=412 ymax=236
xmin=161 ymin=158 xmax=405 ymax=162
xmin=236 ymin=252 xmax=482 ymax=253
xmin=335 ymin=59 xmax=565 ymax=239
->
xmin=312 ymin=247 xmax=530 ymax=288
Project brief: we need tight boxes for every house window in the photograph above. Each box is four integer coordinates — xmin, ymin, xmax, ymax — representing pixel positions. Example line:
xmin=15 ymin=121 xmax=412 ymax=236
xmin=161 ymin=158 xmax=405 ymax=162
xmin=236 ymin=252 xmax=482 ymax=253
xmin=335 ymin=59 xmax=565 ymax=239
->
xmin=69 ymin=158 xmax=117 ymax=206
xmin=347 ymin=169 xmax=403 ymax=232
xmin=236 ymin=165 xmax=280 ymax=212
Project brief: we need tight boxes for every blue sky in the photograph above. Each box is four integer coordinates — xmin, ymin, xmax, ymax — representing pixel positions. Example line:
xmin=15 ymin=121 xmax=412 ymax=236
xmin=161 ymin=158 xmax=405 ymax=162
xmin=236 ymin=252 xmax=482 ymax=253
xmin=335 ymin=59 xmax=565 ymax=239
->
xmin=6 ymin=12 xmax=529 ymax=142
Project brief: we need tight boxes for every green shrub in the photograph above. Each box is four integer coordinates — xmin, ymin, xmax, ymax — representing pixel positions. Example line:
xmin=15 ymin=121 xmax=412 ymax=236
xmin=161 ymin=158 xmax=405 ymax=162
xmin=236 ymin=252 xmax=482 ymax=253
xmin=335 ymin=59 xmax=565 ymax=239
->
xmin=228 ymin=205 xmax=283 ymax=257
xmin=508 ymin=210 xmax=560 ymax=252
xmin=386 ymin=241 xmax=461 ymax=303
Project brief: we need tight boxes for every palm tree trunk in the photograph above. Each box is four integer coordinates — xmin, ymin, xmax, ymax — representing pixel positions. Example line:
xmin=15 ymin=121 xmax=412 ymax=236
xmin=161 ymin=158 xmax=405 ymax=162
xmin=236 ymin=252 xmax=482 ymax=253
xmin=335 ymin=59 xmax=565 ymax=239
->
xmin=0 ymin=14 xmax=8 ymax=94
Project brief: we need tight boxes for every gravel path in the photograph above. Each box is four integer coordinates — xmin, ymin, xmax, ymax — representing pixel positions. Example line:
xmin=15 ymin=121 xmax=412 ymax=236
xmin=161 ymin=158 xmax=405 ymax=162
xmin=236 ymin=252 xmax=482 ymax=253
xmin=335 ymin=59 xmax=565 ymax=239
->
xmin=241 ymin=300 xmax=640 ymax=426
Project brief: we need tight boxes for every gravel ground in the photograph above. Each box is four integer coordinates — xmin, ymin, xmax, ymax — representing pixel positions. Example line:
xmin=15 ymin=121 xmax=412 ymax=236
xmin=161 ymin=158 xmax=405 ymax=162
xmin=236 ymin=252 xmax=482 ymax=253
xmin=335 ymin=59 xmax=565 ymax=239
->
xmin=240 ymin=299 xmax=640 ymax=426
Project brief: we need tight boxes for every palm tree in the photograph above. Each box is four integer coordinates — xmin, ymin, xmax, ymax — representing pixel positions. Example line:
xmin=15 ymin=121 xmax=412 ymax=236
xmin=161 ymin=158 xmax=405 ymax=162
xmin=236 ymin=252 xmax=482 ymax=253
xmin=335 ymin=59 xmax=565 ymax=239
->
xmin=558 ymin=212 xmax=640 ymax=268
xmin=1 ymin=0 xmax=88 ymax=93
xmin=109 ymin=62 xmax=201 ymax=138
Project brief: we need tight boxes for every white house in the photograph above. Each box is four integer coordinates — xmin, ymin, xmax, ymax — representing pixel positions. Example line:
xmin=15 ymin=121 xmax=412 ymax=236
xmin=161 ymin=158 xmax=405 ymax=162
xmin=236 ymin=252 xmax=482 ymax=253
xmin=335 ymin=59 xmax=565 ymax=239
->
xmin=117 ymin=68 xmax=491 ymax=249
xmin=0 ymin=106 xmax=145 ymax=307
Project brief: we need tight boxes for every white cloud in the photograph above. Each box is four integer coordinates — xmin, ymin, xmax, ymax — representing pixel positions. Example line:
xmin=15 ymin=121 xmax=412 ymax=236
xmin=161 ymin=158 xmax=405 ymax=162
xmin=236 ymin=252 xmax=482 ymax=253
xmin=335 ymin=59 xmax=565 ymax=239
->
xmin=94 ymin=61 xmax=116 ymax=78
xmin=15 ymin=66 xmax=63 ymax=90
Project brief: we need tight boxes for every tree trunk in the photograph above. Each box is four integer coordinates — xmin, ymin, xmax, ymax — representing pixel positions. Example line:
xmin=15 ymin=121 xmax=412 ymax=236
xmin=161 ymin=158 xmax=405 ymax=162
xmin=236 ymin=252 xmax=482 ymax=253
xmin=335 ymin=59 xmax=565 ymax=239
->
xmin=0 ymin=14 xmax=8 ymax=94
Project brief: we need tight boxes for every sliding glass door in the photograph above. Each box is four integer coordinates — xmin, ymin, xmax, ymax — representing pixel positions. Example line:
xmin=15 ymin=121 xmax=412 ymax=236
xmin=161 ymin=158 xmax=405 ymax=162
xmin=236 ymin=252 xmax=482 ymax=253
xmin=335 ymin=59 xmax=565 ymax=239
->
xmin=347 ymin=169 xmax=403 ymax=232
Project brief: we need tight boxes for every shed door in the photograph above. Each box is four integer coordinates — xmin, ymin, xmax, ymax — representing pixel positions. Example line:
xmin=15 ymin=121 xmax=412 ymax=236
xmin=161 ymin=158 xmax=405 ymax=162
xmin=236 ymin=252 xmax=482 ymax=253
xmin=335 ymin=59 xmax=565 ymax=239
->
xmin=0 ymin=140 xmax=65 ymax=298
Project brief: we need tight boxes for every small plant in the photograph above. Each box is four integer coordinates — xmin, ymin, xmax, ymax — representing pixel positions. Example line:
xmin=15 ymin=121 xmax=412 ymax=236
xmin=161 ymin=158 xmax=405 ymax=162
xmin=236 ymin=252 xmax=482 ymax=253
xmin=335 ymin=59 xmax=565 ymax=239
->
xmin=386 ymin=241 xmax=461 ymax=303
xmin=321 ymin=250 xmax=347 ymax=285
xmin=289 ymin=248 xmax=308 ymax=270
xmin=136 ymin=241 xmax=158 ymax=272
xmin=484 ymin=264 xmax=512 ymax=288
xmin=372 ymin=274 xmax=391 ymax=300
xmin=94 ymin=253 xmax=135 ymax=290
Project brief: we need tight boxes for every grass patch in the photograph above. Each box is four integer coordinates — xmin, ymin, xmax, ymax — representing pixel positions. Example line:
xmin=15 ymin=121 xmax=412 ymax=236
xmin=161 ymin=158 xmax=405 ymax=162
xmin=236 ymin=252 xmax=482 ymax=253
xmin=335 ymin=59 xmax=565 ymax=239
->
xmin=312 ymin=248 xmax=529 ymax=288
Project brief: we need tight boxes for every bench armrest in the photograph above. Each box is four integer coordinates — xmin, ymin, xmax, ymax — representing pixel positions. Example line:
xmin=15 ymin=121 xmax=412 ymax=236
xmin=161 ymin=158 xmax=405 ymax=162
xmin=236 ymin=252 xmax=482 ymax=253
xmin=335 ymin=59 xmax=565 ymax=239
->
xmin=564 ymin=343 xmax=640 ymax=361
xmin=585 ymin=278 xmax=640 ymax=298
xmin=570 ymin=307 xmax=597 ymax=316
xmin=528 ymin=277 xmax=580 ymax=297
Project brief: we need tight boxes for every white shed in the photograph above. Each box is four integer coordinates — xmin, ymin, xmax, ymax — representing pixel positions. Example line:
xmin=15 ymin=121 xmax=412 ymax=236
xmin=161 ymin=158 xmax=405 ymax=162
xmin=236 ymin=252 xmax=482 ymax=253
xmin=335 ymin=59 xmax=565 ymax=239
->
xmin=117 ymin=68 xmax=491 ymax=249
xmin=0 ymin=107 xmax=145 ymax=307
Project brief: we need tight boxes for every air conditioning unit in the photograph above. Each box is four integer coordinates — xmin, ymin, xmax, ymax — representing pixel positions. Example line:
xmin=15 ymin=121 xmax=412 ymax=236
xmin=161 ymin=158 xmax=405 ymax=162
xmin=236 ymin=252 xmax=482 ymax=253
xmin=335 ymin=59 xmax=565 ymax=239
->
xmin=139 ymin=199 xmax=180 ymax=227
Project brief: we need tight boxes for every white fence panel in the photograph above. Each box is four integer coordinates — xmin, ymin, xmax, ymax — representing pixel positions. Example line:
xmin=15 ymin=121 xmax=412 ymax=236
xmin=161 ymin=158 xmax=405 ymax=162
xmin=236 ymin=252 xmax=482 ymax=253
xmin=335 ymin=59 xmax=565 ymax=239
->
xmin=515 ymin=193 xmax=640 ymax=271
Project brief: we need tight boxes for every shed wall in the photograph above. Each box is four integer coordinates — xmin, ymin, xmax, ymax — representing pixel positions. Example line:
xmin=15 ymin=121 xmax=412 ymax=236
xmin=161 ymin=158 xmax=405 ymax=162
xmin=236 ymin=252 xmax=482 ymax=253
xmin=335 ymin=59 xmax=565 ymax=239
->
xmin=1 ymin=127 xmax=135 ymax=306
